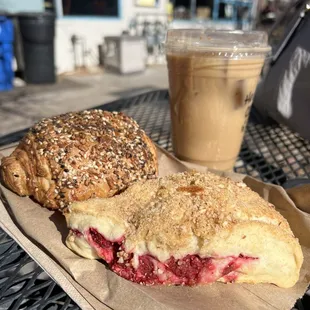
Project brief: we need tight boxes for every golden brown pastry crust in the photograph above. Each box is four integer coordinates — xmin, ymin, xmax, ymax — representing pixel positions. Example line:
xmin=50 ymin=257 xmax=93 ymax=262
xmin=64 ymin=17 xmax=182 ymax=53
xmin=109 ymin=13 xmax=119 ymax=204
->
xmin=65 ymin=171 xmax=303 ymax=288
xmin=0 ymin=110 xmax=158 ymax=209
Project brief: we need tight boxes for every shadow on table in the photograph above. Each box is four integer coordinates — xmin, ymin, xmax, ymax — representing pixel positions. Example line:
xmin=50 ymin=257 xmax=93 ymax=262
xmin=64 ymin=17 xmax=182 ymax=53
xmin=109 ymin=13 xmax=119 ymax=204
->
xmin=239 ymin=143 xmax=287 ymax=185
xmin=237 ymin=107 xmax=287 ymax=185
xmin=49 ymin=211 xmax=70 ymax=245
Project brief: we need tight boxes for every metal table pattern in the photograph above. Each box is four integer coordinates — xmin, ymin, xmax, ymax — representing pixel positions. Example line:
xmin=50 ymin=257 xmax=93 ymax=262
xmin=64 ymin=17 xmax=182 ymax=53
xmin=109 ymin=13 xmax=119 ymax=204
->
xmin=0 ymin=90 xmax=310 ymax=309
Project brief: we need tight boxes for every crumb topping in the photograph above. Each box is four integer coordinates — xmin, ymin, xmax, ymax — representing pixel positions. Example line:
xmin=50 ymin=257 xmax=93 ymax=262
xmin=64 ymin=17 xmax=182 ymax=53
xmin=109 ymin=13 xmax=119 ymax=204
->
xmin=22 ymin=110 xmax=157 ymax=208
xmin=69 ymin=171 xmax=291 ymax=252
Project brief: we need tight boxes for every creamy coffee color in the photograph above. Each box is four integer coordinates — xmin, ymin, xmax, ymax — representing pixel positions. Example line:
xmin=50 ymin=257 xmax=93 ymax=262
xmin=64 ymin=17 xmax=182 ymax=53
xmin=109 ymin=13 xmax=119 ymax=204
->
xmin=167 ymin=52 xmax=266 ymax=171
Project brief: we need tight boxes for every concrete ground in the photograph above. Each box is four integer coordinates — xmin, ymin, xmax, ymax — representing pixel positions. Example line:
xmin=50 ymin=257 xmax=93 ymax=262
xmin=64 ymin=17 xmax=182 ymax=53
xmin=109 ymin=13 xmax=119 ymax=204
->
xmin=0 ymin=66 xmax=168 ymax=137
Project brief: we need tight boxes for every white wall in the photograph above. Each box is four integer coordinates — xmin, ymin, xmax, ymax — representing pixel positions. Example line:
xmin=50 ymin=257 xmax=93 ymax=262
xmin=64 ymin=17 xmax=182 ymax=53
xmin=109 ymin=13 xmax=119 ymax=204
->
xmin=0 ymin=0 xmax=43 ymax=13
xmin=55 ymin=0 xmax=168 ymax=73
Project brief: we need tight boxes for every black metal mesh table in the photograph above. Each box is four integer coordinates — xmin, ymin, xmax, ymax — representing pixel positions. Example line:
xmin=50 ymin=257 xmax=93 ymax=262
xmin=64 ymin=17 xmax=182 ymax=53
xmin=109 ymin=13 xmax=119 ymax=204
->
xmin=0 ymin=90 xmax=310 ymax=309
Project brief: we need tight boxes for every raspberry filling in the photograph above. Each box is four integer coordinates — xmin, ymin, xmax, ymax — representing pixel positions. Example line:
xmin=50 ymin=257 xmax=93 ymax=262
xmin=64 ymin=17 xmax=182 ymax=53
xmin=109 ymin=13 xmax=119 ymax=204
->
xmin=73 ymin=228 xmax=257 ymax=285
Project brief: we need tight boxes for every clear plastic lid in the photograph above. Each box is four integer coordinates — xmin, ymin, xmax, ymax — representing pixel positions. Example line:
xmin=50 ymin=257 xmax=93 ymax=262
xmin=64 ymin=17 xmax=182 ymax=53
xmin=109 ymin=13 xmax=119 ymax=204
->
xmin=164 ymin=29 xmax=271 ymax=57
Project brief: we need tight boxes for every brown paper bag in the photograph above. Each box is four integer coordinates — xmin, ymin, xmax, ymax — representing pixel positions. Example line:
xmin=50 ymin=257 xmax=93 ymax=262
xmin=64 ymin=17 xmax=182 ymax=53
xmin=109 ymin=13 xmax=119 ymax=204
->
xmin=0 ymin=146 xmax=309 ymax=310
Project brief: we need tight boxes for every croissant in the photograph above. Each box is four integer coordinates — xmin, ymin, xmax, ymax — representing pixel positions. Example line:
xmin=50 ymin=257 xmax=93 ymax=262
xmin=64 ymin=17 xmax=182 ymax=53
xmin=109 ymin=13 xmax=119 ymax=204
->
xmin=0 ymin=110 xmax=158 ymax=209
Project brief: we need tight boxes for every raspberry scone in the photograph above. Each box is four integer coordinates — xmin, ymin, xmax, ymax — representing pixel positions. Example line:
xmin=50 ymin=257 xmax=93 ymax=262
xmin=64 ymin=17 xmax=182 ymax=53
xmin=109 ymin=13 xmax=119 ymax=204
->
xmin=0 ymin=110 xmax=157 ymax=209
xmin=64 ymin=171 xmax=303 ymax=288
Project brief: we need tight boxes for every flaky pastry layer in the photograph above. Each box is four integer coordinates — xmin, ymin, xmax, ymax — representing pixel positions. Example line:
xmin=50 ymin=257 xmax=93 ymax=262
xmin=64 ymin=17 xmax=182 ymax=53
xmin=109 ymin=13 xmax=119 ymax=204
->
xmin=0 ymin=110 xmax=157 ymax=209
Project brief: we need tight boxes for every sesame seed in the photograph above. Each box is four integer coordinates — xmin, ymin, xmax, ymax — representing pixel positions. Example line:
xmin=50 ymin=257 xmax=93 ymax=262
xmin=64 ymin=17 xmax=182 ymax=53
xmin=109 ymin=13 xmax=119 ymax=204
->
xmin=20 ymin=109 xmax=157 ymax=209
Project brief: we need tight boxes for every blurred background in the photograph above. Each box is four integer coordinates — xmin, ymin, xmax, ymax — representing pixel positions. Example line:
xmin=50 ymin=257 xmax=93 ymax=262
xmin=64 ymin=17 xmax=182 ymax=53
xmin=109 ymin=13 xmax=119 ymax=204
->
xmin=0 ymin=0 xmax=309 ymax=141
xmin=0 ymin=0 xmax=302 ymax=80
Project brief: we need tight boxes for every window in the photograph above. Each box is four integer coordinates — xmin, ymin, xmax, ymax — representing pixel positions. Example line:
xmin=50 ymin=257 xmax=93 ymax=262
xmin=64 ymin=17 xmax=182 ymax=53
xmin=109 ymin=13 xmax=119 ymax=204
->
xmin=62 ymin=0 xmax=119 ymax=17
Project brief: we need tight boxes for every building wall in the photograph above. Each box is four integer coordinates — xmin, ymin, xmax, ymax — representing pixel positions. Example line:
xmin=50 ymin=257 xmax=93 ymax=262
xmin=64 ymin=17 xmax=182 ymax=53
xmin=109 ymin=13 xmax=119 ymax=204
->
xmin=0 ymin=0 xmax=44 ymax=13
xmin=55 ymin=0 xmax=168 ymax=73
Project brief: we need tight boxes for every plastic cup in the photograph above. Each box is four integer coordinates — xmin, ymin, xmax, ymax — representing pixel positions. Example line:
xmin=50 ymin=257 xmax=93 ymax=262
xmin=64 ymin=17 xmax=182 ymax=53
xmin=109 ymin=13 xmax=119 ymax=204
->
xmin=165 ymin=29 xmax=271 ymax=171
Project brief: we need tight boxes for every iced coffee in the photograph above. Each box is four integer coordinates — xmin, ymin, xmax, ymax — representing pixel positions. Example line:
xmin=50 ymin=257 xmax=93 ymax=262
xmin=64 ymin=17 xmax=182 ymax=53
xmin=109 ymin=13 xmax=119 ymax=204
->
xmin=165 ymin=30 xmax=271 ymax=171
